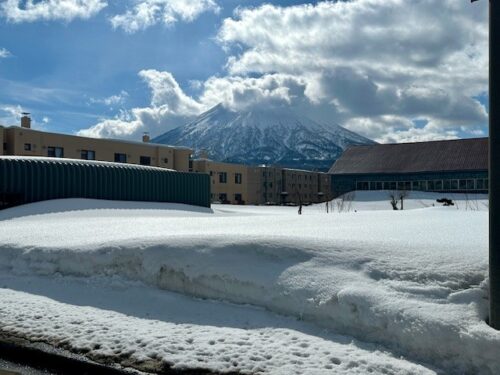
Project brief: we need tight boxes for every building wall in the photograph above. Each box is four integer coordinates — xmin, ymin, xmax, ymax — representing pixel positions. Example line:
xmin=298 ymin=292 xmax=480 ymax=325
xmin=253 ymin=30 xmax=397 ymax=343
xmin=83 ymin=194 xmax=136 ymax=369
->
xmin=192 ymin=159 xmax=249 ymax=204
xmin=0 ymin=157 xmax=211 ymax=209
xmin=247 ymin=166 xmax=283 ymax=205
xmin=318 ymin=173 xmax=333 ymax=202
xmin=247 ymin=166 xmax=332 ymax=205
xmin=331 ymin=171 xmax=489 ymax=197
xmin=2 ymin=126 xmax=192 ymax=172
xmin=282 ymin=169 xmax=322 ymax=204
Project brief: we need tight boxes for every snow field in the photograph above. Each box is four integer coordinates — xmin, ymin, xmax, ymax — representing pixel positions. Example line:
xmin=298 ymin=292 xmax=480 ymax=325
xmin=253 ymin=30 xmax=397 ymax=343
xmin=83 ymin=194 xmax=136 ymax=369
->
xmin=0 ymin=278 xmax=437 ymax=375
xmin=0 ymin=195 xmax=495 ymax=374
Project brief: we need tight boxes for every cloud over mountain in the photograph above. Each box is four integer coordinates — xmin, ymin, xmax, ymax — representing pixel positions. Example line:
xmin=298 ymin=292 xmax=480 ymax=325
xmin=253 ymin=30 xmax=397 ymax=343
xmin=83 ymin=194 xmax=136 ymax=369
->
xmin=80 ymin=0 xmax=489 ymax=143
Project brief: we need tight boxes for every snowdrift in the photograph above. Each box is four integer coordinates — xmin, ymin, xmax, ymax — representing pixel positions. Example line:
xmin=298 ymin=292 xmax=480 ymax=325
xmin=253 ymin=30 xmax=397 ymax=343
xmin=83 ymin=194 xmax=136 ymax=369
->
xmin=0 ymin=198 xmax=497 ymax=374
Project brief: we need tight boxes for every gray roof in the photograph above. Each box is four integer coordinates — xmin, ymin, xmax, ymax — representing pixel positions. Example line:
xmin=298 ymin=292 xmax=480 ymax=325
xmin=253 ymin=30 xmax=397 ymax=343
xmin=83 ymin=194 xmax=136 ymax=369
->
xmin=329 ymin=138 xmax=488 ymax=175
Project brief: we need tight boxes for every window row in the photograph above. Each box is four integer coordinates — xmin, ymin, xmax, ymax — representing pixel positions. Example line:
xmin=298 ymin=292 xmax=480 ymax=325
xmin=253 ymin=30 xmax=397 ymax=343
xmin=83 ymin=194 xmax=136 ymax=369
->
xmin=210 ymin=193 xmax=243 ymax=203
xmin=212 ymin=172 xmax=243 ymax=184
xmin=356 ymin=178 xmax=489 ymax=192
xmin=25 ymin=145 xmax=155 ymax=166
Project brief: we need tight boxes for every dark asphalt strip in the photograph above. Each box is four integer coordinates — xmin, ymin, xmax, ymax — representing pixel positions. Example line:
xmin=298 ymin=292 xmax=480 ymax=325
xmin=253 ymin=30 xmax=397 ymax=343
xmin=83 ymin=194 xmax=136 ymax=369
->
xmin=0 ymin=336 xmax=241 ymax=375
xmin=0 ymin=340 xmax=134 ymax=375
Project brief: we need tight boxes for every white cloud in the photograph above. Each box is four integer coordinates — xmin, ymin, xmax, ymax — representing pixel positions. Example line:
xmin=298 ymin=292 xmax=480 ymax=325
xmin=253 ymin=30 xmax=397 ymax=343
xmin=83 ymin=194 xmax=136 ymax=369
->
xmin=1 ymin=0 xmax=107 ymax=23
xmin=78 ymin=70 xmax=203 ymax=139
xmin=110 ymin=0 xmax=219 ymax=33
xmin=90 ymin=90 xmax=129 ymax=107
xmin=80 ymin=0 xmax=489 ymax=143
xmin=216 ymin=0 xmax=488 ymax=141
xmin=0 ymin=104 xmax=23 ymax=125
xmin=0 ymin=47 xmax=12 ymax=58
xmin=199 ymin=74 xmax=308 ymax=111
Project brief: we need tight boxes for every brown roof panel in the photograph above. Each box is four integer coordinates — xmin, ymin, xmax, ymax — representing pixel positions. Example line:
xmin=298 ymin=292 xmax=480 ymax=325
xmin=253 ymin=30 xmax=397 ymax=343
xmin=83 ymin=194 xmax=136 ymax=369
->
xmin=329 ymin=138 xmax=488 ymax=174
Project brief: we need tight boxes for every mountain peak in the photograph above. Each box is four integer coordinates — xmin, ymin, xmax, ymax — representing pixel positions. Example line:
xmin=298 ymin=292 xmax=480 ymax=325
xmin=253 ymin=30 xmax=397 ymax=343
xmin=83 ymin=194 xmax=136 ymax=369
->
xmin=153 ymin=104 xmax=375 ymax=171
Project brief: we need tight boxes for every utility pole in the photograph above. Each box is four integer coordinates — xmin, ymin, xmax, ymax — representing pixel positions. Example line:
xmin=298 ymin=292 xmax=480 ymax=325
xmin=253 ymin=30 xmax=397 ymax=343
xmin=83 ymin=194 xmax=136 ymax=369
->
xmin=488 ymin=0 xmax=500 ymax=329
xmin=473 ymin=0 xmax=500 ymax=329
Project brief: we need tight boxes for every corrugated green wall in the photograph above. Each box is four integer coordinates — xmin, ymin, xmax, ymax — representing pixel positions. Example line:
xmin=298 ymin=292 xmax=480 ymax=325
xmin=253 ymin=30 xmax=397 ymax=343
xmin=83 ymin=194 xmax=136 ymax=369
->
xmin=0 ymin=157 xmax=211 ymax=208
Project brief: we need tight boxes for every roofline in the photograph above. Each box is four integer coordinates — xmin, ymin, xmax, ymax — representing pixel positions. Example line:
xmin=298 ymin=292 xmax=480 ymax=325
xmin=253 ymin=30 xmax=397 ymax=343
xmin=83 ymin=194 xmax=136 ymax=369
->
xmin=0 ymin=155 xmax=178 ymax=172
xmin=330 ymin=169 xmax=489 ymax=176
xmin=344 ymin=137 xmax=488 ymax=150
xmin=2 ymin=125 xmax=193 ymax=151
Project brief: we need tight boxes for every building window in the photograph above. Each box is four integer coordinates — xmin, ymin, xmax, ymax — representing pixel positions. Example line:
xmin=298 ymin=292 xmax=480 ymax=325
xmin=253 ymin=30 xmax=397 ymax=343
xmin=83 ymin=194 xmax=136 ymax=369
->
xmin=398 ymin=181 xmax=409 ymax=190
xmin=235 ymin=173 xmax=242 ymax=184
xmin=114 ymin=153 xmax=127 ymax=163
xmin=451 ymin=180 xmax=458 ymax=190
xmin=163 ymin=158 xmax=169 ymax=164
xmin=81 ymin=150 xmax=95 ymax=160
xmin=356 ymin=181 xmax=369 ymax=190
xmin=47 ymin=146 xmax=64 ymax=158
xmin=235 ymin=193 xmax=242 ymax=203
xmin=476 ymin=179 xmax=484 ymax=190
xmin=435 ymin=180 xmax=443 ymax=191
xmin=3 ymin=143 xmax=6 ymax=151
xmin=219 ymin=172 xmax=227 ymax=183
xmin=466 ymin=179 xmax=475 ymax=190
xmin=443 ymin=180 xmax=451 ymax=190
xmin=140 ymin=156 xmax=151 ymax=165
xmin=459 ymin=179 xmax=467 ymax=190
xmin=24 ymin=143 xmax=31 ymax=151
xmin=219 ymin=193 xmax=227 ymax=203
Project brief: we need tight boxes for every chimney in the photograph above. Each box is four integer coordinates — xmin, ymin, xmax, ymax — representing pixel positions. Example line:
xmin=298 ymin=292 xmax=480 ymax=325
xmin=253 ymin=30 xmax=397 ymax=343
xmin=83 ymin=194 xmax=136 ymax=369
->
xmin=142 ymin=132 xmax=150 ymax=143
xmin=21 ymin=112 xmax=31 ymax=129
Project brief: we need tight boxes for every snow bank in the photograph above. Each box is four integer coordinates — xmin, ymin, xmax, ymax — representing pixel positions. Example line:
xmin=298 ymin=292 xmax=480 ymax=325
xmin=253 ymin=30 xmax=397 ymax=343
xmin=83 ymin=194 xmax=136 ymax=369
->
xmin=0 ymin=275 xmax=437 ymax=374
xmin=0 ymin=198 xmax=496 ymax=374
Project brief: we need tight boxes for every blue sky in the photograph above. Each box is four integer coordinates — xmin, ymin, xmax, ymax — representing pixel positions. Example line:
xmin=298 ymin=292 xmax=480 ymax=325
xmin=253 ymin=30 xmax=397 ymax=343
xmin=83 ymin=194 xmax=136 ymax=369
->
xmin=0 ymin=0 xmax=489 ymax=143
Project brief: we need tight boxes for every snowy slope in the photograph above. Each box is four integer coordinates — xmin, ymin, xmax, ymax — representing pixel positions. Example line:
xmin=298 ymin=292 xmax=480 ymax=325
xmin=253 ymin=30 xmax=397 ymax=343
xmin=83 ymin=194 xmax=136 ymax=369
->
xmin=0 ymin=197 xmax=496 ymax=374
xmin=152 ymin=104 xmax=375 ymax=171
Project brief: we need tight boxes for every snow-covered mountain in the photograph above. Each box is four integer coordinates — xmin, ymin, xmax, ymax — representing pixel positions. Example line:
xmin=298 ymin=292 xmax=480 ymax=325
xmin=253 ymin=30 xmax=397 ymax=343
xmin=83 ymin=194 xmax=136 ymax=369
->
xmin=153 ymin=104 xmax=375 ymax=171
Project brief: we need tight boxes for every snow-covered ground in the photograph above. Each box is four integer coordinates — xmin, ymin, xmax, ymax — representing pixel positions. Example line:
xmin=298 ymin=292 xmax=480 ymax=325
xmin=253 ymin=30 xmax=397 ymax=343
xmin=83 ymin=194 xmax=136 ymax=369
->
xmin=0 ymin=192 xmax=495 ymax=374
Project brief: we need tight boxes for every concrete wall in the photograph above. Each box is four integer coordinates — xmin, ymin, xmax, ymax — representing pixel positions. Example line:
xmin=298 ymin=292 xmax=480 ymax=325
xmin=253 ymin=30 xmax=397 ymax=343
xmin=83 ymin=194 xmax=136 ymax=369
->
xmin=2 ymin=126 xmax=192 ymax=172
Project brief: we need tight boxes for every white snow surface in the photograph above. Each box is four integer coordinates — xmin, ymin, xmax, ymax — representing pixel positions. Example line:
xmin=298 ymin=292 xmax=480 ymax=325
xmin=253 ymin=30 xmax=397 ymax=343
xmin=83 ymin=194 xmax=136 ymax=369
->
xmin=0 ymin=193 xmax=495 ymax=374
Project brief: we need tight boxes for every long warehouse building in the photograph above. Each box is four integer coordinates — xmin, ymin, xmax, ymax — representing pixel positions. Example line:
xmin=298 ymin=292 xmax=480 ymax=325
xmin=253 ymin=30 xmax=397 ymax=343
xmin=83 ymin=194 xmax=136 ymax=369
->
xmin=329 ymin=138 xmax=488 ymax=197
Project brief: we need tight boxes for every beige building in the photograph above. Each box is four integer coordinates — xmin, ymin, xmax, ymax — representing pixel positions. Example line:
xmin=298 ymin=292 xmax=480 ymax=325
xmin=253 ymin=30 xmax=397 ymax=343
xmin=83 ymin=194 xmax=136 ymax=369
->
xmin=249 ymin=166 xmax=332 ymax=205
xmin=194 ymin=158 xmax=332 ymax=205
xmin=192 ymin=159 xmax=249 ymax=204
xmin=2 ymin=115 xmax=333 ymax=205
xmin=1 ymin=116 xmax=192 ymax=172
